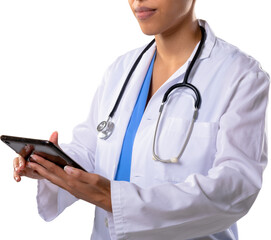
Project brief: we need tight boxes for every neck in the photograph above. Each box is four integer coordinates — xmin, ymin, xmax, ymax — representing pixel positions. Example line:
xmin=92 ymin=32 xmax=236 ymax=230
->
xmin=154 ymin=18 xmax=201 ymax=70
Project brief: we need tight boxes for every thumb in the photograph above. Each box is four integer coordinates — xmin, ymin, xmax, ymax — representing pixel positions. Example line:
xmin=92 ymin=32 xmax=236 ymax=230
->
xmin=49 ymin=131 xmax=59 ymax=146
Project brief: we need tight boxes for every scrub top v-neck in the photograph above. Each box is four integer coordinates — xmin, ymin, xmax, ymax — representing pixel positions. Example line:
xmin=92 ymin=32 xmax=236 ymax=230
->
xmin=114 ymin=52 xmax=156 ymax=181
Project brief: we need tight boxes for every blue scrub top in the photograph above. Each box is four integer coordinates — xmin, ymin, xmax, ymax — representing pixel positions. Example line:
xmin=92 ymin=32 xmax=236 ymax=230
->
xmin=114 ymin=52 xmax=156 ymax=181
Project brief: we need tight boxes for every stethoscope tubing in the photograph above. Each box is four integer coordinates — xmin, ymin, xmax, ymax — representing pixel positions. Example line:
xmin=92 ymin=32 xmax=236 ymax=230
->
xmin=109 ymin=39 xmax=156 ymax=119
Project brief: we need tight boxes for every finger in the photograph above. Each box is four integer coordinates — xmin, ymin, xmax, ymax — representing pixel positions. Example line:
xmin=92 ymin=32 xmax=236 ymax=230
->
xmin=13 ymin=156 xmax=24 ymax=182
xmin=30 ymin=154 xmax=69 ymax=181
xmin=13 ymin=156 xmax=26 ymax=170
xmin=13 ymin=156 xmax=20 ymax=171
xmin=13 ymin=156 xmax=26 ymax=179
xmin=28 ymin=161 xmax=67 ymax=189
xmin=24 ymin=162 xmax=44 ymax=179
xmin=49 ymin=131 xmax=59 ymax=147
xmin=14 ymin=166 xmax=27 ymax=182
xmin=13 ymin=170 xmax=21 ymax=182
xmin=31 ymin=154 xmax=63 ymax=173
xmin=18 ymin=155 xmax=26 ymax=170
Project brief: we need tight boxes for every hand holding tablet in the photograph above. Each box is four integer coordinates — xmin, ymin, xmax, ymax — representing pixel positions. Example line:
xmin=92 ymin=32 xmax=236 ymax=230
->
xmin=1 ymin=134 xmax=85 ymax=171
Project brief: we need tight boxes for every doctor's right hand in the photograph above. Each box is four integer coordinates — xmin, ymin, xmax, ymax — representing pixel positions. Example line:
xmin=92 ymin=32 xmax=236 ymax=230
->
xmin=13 ymin=131 xmax=59 ymax=182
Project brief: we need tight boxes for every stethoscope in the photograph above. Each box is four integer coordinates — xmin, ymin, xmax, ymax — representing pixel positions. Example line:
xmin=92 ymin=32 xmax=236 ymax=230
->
xmin=97 ymin=26 xmax=206 ymax=163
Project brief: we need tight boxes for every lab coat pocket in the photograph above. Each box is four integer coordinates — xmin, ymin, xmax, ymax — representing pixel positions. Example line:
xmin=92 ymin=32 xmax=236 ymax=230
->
xmin=153 ymin=118 xmax=219 ymax=183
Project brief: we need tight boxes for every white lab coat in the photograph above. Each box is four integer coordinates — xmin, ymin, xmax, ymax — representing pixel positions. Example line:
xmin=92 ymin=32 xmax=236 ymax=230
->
xmin=37 ymin=20 xmax=269 ymax=240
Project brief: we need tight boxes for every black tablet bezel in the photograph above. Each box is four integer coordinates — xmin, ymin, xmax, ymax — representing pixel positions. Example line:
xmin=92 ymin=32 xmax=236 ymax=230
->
xmin=1 ymin=135 xmax=85 ymax=171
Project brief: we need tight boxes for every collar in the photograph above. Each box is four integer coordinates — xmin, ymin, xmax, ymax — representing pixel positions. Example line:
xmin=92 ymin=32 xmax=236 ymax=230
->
xmin=198 ymin=19 xmax=216 ymax=60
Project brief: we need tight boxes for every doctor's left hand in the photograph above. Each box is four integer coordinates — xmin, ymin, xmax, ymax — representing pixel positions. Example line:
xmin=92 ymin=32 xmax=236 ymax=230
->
xmin=28 ymin=154 xmax=112 ymax=213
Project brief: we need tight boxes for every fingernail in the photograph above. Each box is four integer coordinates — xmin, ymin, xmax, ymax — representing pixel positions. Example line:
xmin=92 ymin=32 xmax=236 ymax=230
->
xmin=15 ymin=176 xmax=20 ymax=182
xmin=64 ymin=166 xmax=73 ymax=174
xmin=30 ymin=155 xmax=37 ymax=161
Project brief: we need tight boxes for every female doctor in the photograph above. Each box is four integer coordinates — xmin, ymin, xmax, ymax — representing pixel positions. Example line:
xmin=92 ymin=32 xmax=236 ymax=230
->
xmin=13 ymin=0 xmax=269 ymax=239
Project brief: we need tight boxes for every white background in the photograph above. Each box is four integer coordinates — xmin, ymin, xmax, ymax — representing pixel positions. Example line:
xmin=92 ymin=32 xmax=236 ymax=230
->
xmin=0 ymin=0 xmax=270 ymax=239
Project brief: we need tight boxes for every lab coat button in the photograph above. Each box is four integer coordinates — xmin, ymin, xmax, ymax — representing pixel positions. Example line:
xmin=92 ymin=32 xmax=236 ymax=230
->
xmin=105 ymin=217 xmax=108 ymax=228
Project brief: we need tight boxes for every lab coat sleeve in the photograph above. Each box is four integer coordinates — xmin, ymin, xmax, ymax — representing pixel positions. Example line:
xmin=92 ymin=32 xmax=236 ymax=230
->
xmin=108 ymin=70 xmax=269 ymax=239
xmin=37 ymin=79 xmax=104 ymax=222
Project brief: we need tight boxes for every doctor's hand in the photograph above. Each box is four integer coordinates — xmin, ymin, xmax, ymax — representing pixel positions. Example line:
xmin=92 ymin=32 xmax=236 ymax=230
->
xmin=13 ymin=131 xmax=59 ymax=182
xmin=27 ymin=154 xmax=112 ymax=213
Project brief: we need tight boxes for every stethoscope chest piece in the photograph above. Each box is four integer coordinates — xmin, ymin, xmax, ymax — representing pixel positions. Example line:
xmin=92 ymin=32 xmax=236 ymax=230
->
xmin=97 ymin=118 xmax=115 ymax=140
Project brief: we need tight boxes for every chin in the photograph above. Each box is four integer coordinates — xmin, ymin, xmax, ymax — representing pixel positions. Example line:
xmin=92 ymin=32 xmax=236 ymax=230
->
xmin=141 ymin=31 xmax=156 ymax=36
xmin=139 ymin=25 xmax=159 ymax=36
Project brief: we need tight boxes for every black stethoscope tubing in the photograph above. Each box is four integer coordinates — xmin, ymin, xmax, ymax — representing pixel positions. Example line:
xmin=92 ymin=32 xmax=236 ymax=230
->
xmin=109 ymin=39 xmax=156 ymax=119
xmin=109 ymin=26 xmax=205 ymax=119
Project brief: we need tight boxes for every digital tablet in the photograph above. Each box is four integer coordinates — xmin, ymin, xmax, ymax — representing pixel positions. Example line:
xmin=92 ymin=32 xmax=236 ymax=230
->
xmin=1 ymin=135 xmax=85 ymax=171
